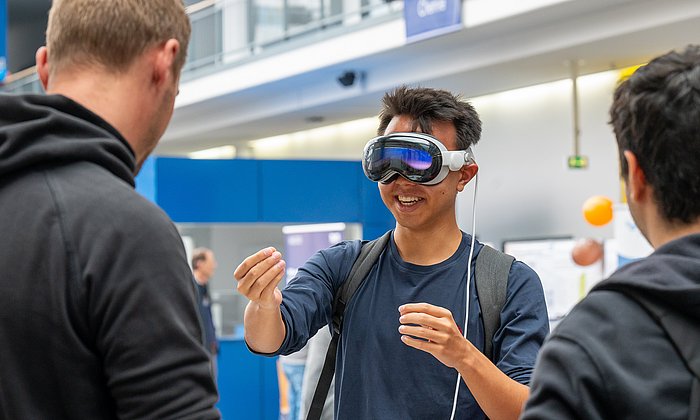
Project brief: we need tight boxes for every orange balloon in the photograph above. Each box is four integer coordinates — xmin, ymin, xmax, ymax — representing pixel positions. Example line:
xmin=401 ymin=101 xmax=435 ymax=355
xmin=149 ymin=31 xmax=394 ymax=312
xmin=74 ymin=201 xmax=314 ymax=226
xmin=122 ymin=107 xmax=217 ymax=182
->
xmin=582 ymin=196 xmax=613 ymax=226
xmin=571 ymin=238 xmax=604 ymax=266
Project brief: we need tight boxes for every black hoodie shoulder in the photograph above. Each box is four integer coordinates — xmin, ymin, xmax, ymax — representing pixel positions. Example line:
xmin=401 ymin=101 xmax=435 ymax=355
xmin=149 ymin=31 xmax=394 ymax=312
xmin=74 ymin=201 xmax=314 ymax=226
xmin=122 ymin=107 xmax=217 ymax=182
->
xmin=0 ymin=93 xmax=136 ymax=183
xmin=0 ymin=93 xmax=220 ymax=419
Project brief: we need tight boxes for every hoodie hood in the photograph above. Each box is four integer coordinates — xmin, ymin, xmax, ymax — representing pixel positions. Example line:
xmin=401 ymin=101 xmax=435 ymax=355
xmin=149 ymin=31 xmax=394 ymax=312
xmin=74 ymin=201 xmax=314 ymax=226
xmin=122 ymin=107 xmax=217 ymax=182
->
xmin=596 ymin=233 xmax=700 ymax=319
xmin=0 ymin=93 xmax=136 ymax=185
xmin=594 ymin=232 xmax=700 ymax=378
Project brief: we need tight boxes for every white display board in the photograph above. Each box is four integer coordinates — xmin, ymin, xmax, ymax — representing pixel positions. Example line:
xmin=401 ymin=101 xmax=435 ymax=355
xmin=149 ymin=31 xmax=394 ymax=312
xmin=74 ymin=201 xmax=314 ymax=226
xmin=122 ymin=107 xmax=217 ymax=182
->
xmin=504 ymin=238 xmax=604 ymax=323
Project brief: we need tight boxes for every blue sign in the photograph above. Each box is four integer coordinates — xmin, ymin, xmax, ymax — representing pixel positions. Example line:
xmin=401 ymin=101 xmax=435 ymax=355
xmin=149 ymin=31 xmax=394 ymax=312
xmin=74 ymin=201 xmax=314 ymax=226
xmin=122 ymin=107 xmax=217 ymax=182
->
xmin=404 ymin=0 xmax=462 ymax=43
xmin=0 ymin=0 xmax=6 ymax=83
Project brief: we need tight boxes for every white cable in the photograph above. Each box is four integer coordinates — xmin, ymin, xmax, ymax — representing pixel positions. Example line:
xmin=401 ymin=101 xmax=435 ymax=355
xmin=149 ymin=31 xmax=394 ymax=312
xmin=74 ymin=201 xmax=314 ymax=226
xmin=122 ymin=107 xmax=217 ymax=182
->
xmin=449 ymin=172 xmax=479 ymax=420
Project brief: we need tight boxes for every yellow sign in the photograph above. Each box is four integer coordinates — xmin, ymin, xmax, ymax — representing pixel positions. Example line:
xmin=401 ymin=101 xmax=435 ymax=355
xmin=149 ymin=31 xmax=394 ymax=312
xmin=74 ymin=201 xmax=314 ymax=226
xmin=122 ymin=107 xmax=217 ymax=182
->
xmin=617 ymin=64 xmax=645 ymax=85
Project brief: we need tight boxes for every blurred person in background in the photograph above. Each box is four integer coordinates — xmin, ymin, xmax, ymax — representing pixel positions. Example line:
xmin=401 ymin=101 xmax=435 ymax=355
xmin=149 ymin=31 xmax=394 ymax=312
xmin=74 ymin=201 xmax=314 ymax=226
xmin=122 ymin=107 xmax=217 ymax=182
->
xmin=193 ymin=248 xmax=221 ymax=373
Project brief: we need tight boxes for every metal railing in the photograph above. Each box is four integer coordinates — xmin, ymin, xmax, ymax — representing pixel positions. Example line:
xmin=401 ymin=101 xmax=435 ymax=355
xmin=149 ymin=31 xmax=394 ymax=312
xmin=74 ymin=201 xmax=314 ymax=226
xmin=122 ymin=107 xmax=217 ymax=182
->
xmin=0 ymin=66 xmax=42 ymax=94
xmin=1 ymin=0 xmax=402 ymax=94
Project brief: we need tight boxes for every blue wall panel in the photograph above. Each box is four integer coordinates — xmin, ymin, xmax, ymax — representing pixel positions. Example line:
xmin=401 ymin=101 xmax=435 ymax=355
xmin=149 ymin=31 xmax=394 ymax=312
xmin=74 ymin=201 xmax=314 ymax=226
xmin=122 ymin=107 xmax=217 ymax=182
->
xmin=156 ymin=158 xmax=260 ymax=223
xmin=217 ymin=339 xmax=278 ymax=420
xmin=259 ymin=160 xmax=362 ymax=223
xmin=135 ymin=157 xmax=394 ymax=236
xmin=134 ymin=156 xmax=157 ymax=203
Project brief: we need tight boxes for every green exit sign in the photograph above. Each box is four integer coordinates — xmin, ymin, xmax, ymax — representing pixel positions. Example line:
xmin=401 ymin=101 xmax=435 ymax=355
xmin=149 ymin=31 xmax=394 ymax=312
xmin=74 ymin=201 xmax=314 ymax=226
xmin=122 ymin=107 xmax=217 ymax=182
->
xmin=568 ymin=155 xmax=588 ymax=169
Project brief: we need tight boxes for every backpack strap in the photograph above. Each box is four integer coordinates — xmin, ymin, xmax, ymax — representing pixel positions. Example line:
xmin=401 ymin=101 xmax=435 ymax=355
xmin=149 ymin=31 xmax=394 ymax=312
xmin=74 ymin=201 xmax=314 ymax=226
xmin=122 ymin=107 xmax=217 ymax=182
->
xmin=305 ymin=231 xmax=391 ymax=420
xmin=475 ymin=245 xmax=514 ymax=362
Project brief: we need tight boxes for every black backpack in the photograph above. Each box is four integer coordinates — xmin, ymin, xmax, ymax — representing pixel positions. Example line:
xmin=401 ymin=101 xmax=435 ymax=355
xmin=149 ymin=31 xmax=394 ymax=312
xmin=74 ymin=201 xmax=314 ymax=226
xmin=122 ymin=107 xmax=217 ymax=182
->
xmin=305 ymin=231 xmax=515 ymax=420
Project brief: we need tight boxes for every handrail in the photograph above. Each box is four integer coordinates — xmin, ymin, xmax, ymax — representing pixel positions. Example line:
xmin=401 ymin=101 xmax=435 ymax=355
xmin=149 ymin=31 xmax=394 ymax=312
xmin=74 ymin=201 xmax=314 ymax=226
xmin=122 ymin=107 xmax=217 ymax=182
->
xmin=4 ymin=66 xmax=37 ymax=84
xmin=186 ymin=0 xmax=218 ymax=15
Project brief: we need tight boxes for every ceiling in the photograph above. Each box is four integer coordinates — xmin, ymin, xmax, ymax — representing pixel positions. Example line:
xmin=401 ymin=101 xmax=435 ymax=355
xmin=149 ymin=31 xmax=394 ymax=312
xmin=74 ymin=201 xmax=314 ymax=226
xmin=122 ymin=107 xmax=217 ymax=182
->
xmin=157 ymin=0 xmax=700 ymax=156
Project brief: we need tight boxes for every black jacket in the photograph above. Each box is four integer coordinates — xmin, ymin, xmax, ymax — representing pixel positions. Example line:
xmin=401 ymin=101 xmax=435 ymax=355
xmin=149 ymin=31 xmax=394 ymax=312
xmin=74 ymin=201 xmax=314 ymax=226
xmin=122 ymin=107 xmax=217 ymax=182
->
xmin=0 ymin=94 xmax=220 ymax=419
xmin=522 ymin=233 xmax=700 ymax=420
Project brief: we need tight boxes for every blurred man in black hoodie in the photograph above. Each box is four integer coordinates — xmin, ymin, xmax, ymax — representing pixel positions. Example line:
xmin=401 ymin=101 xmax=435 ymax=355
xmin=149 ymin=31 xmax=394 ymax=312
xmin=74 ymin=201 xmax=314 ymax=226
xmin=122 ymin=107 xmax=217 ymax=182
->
xmin=0 ymin=0 xmax=219 ymax=418
xmin=522 ymin=45 xmax=700 ymax=420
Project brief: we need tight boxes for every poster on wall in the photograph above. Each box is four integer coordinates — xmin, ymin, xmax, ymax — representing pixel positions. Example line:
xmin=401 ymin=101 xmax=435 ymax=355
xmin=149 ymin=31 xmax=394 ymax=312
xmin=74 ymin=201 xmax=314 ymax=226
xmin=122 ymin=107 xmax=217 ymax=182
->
xmin=503 ymin=237 xmax=604 ymax=326
xmin=0 ymin=0 xmax=7 ymax=83
xmin=282 ymin=223 xmax=350 ymax=284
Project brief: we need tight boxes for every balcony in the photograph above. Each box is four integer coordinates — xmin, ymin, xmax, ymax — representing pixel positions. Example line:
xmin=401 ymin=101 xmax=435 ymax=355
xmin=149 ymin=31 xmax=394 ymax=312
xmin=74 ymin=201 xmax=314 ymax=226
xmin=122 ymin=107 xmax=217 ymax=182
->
xmin=0 ymin=0 xmax=402 ymax=94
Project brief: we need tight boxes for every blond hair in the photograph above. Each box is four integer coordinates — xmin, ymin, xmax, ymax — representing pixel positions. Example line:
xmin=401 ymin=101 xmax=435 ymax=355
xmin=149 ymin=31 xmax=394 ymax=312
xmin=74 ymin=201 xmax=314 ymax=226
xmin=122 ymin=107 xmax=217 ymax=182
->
xmin=46 ymin=0 xmax=191 ymax=75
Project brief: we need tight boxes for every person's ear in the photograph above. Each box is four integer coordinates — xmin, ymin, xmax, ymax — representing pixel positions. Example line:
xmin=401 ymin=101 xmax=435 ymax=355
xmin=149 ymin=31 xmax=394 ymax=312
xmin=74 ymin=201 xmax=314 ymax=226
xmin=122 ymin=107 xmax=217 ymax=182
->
xmin=623 ymin=150 xmax=648 ymax=202
xmin=457 ymin=163 xmax=478 ymax=192
xmin=151 ymin=39 xmax=180 ymax=88
xmin=35 ymin=47 xmax=50 ymax=90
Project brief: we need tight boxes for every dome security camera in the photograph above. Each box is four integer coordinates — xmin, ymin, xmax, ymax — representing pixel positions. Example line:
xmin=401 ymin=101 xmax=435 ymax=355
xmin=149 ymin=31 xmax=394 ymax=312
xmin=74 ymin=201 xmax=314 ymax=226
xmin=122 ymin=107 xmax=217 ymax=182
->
xmin=337 ymin=71 xmax=357 ymax=87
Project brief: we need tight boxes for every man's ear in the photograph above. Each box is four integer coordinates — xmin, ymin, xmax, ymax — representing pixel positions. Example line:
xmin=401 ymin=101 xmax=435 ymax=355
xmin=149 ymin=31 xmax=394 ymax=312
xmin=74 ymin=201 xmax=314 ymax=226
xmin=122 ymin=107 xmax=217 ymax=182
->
xmin=623 ymin=150 xmax=648 ymax=202
xmin=151 ymin=39 xmax=180 ymax=87
xmin=457 ymin=163 xmax=478 ymax=192
xmin=35 ymin=47 xmax=50 ymax=90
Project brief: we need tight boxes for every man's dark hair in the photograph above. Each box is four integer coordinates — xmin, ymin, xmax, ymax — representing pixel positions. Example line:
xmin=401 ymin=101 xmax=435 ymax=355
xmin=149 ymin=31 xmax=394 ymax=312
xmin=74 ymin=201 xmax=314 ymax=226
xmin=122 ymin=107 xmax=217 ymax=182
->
xmin=192 ymin=247 xmax=211 ymax=271
xmin=610 ymin=44 xmax=700 ymax=224
xmin=378 ymin=85 xmax=482 ymax=150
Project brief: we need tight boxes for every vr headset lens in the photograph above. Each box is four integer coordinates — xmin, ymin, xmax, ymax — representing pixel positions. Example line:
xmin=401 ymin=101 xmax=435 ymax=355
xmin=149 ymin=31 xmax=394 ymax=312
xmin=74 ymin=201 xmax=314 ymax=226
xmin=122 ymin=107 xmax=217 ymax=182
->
xmin=379 ymin=148 xmax=432 ymax=170
xmin=363 ymin=135 xmax=444 ymax=184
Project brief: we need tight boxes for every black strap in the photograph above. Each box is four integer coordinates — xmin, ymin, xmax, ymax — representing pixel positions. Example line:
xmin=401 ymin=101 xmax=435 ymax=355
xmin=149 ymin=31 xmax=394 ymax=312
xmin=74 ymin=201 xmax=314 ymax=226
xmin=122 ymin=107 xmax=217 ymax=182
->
xmin=306 ymin=330 xmax=340 ymax=420
xmin=305 ymin=231 xmax=391 ymax=420
xmin=474 ymin=245 xmax=514 ymax=362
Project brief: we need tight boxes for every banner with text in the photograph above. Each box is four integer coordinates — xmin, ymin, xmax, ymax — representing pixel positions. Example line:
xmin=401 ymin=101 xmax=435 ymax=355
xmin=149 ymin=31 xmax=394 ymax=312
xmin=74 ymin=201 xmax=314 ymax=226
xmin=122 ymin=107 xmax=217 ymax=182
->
xmin=404 ymin=0 xmax=462 ymax=43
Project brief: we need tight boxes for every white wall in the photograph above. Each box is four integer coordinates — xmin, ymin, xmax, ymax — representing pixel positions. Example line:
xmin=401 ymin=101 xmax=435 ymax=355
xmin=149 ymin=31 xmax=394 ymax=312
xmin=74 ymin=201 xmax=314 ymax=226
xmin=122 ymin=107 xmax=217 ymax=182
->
xmin=246 ymin=117 xmax=375 ymax=159
xmin=458 ymin=70 xmax=621 ymax=247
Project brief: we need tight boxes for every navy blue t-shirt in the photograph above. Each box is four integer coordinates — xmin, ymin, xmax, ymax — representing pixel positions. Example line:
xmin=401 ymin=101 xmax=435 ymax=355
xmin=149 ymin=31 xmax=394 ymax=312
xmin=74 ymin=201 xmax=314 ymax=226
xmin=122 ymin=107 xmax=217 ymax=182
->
xmin=268 ymin=232 xmax=548 ymax=419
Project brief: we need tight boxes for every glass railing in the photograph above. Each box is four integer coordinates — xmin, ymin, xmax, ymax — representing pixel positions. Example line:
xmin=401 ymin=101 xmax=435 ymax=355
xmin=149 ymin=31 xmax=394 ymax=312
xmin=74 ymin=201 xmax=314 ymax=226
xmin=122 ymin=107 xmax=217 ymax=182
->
xmin=0 ymin=67 xmax=42 ymax=94
xmin=1 ymin=0 xmax=402 ymax=94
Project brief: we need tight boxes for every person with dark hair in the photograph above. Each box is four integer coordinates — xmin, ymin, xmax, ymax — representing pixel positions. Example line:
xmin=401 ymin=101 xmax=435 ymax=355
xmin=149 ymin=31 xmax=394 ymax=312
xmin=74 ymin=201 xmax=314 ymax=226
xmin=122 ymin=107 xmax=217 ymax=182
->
xmin=0 ymin=0 xmax=219 ymax=418
xmin=192 ymin=248 xmax=220 ymax=363
xmin=522 ymin=45 xmax=700 ymax=419
xmin=235 ymin=86 xmax=549 ymax=419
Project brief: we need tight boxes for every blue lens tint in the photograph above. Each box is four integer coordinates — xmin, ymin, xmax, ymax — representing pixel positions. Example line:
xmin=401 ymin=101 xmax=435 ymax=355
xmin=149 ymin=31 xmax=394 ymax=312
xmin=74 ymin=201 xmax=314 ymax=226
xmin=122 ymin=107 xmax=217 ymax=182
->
xmin=379 ymin=147 xmax=433 ymax=170
xmin=363 ymin=135 xmax=443 ymax=184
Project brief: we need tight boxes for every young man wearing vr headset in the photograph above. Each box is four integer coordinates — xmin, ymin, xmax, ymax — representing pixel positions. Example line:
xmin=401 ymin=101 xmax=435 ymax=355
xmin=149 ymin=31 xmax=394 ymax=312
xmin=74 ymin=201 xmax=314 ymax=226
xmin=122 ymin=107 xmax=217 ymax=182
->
xmin=235 ymin=86 xmax=549 ymax=420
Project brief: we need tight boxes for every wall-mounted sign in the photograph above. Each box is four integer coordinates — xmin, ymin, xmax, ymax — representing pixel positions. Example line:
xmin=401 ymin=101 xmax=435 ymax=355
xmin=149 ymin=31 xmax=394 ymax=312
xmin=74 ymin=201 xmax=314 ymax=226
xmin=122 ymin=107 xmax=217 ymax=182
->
xmin=404 ymin=0 xmax=462 ymax=43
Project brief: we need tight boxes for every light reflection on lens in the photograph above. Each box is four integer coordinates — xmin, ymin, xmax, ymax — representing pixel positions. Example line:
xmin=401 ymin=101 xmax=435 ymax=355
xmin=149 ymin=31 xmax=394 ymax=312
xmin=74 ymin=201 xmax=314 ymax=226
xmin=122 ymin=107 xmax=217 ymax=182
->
xmin=381 ymin=148 xmax=432 ymax=170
